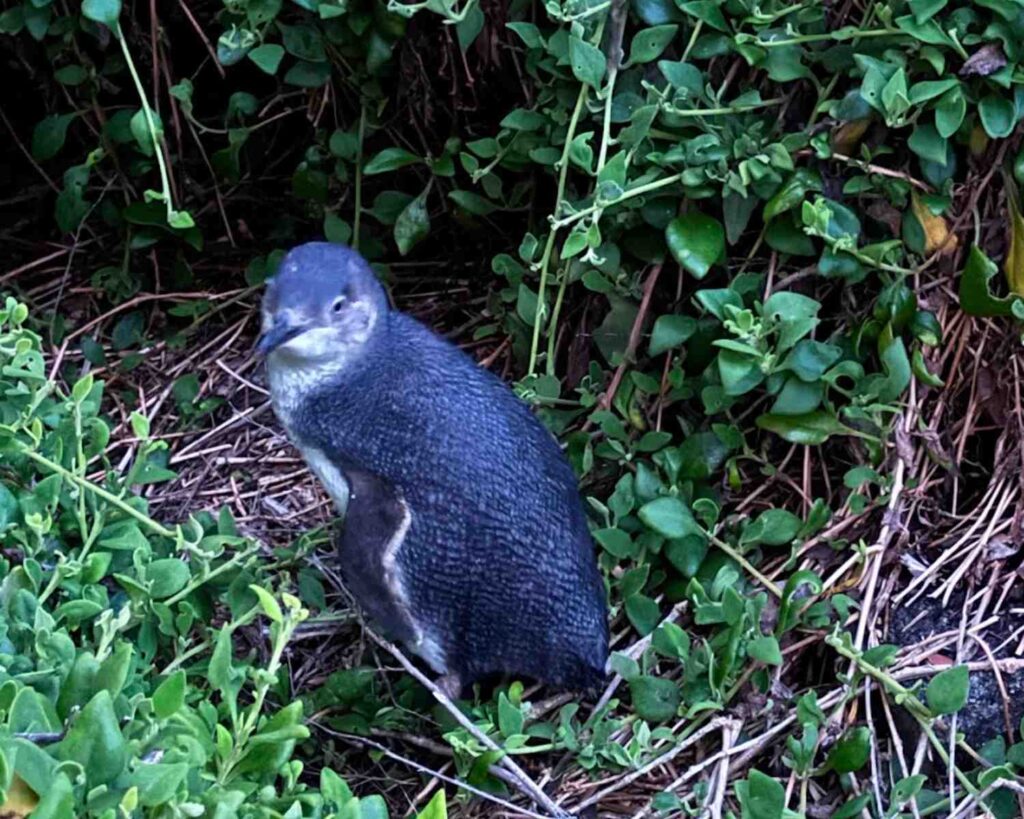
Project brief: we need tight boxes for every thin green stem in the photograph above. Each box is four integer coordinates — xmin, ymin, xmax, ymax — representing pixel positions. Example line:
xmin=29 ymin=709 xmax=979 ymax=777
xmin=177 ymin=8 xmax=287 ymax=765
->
xmin=16 ymin=444 xmax=177 ymax=540
xmin=706 ymin=531 xmax=783 ymax=598
xmin=544 ymin=265 xmax=571 ymax=377
xmin=751 ymin=28 xmax=903 ymax=48
xmin=527 ymin=84 xmax=590 ymax=375
xmin=117 ymin=32 xmax=181 ymax=225
xmin=550 ymin=172 xmax=684 ymax=231
xmin=662 ymin=99 xmax=784 ymax=117
xmin=819 ymin=234 xmax=914 ymax=275
xmin=219 ymin=609 xmax=301 ymax=784
xmin=164 ymin=544 xmax=260 ymax=607
xmin=161 ymin=639 xmax=212 ymax=675
xmin=680 ymin=19 xmax=702 ymax=62
xmin=827 ymin=635 xmax=983 ymax=797
xmin=472 ymin=132 xmax=521 ymax=182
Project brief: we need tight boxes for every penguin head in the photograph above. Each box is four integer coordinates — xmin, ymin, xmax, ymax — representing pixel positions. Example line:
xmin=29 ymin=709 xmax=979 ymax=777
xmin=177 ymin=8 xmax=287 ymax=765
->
xmin=256 ymin=243 xmax=388 ymax=363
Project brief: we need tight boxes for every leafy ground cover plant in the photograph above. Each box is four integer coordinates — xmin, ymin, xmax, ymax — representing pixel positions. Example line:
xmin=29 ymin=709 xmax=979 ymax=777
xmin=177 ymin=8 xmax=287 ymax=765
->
xmin=0 ymin=301 xmax=450 ymax=816
xmin=3 ymin=0 xmax=1024 ymax=815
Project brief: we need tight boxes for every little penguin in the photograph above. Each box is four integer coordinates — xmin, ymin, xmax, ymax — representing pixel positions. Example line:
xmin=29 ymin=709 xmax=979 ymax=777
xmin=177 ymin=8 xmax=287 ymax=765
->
xmin=257 ymin=242 xmax=609 ymax=696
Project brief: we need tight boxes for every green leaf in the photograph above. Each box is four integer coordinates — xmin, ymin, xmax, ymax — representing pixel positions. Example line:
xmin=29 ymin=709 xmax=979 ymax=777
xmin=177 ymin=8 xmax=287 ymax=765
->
xmin=908 ymin=78 xmax=959 ymax=104
xmin=745 ymin=509 xmax=802 ymax=546
xmin=568 ymin=35 xmax=606 ymax=87
xmin=659 ymin=60 xmax=704 ymax=98
xmin=394 ymin=186 xmax=430 ymax=256
xmin=827 ymin=726 xmax=871 ymax=773
xmin=632 ymin=0 xmax=682 ymax=25
xmin=980 ymin=94 xmax=1016 ymax=138
xmin=959 ymin=245 xmax=1018 ymax=316
xmin=152 ymin=670 xmax=186 ymax=719
xmin=665 ymin=211 xmax=724 ymax=278
xmin=279 ymin=22 xmax=326 ymax=62
xmin=208 ymin=628 xmax=236 ymax=693
xmin=81 ymin=0 xmax=121 ymax=28
xmin=32 ymin=114 xmax=76 ymax=161
xmin=771 ymin=377 xmax=822 ymax=415
xmin=908 ymin=123 xmax=947 ymax=165
xmin=147 ymin=558 xmax=190 ymax=599
xmin=926 ymin=665 xmax=970 ymax=715
xmin=628 ymin=25 xmax=678 ymax=65
xmin=127 ymin=762 xmax=189 ymax=807
xmin=130 ymin=108 xmax=162 ymax=157
xmin=678 ymin=0 xmax=727 ymax=29
xmin=0 ymin=483 xmax=17 ymax=530
xmin=217 ymin=27 xmax=256 ymax=66
xmin=748 ymin=635 xmax=783 ymax=666
xmin=497 ymin=693 xmax=524 ymax=737
xmin=248 ymin=43 xmax=285 ymax=74
xmin=283 ymin=60 xmax=331 ymax=87
xmin=364 ymin=147 xmax=422 ymax=175
xmin=629 ymin=675 xmax=680 ymax=722
xmin=625 ymin=593 xmax=661 ymax=635
xmin=736 ymin=770 xmax=784 ymax=819
xmin=880 ymin=68 xmax=909 ymax=122
xmin=95 ymin=641 xmax=132 ymax=699
xmin=507 ymin=21 xmax=544 ymax=47
xmin=638 ymin=496 xmax=700 ymax=539
xmin=249 ymin=585 xmax=284 ymax=623
xmin=782 ymin=340 xmax=841 ymax=382
xmin=862 ymin=644 xmax=900 ymax=668
xmin=58 ymin=691 xmax=127 ymax=786
xmin=323 ymin=212 xmax=352 ymax=244
xmin=649 ymin=314 xmax=696 ymax=355
xmin=28 ymin=772 xmax=73 ymax=819
xmin=763 ymin=291 xmax=820 ymax=350
xmin=756 ymin=411 xmax=855 ymax=445
xmin=892 ymin=774 xmax=927 ymax=806
xmin=455 ymin=4 xmax=484 ymax=51
xmin=448 ymin=190 xmax=497 ymax=216
xmin=417 ymin=791 xmax=448 ymax=819
xmin=935 ymin=87 xmax=966 ymax=138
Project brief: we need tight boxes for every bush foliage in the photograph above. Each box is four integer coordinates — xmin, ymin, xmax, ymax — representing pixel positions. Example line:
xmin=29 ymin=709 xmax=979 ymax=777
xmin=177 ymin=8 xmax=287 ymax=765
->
xmin=3 ymin=0 xmax=1024 ymax=815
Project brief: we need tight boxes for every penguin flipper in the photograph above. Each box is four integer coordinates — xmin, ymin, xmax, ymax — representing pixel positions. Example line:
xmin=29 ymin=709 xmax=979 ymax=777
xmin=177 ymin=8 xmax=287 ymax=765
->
xmin=336 ymin=467 xmax=418 ymax=645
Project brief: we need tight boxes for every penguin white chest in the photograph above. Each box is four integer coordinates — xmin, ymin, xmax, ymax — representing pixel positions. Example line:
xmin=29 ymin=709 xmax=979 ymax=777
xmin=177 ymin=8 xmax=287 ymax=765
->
xmin=299 ymin=444 xmax=350 ymax=514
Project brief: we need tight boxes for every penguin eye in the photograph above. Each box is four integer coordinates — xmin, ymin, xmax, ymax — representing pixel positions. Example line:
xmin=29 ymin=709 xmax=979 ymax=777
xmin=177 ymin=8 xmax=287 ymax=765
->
xmin=331 ymin=296 xmax=346 ymax=313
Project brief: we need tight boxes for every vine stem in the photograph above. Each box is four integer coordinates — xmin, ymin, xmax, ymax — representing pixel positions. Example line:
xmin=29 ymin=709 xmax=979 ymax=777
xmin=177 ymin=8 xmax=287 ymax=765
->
xmin=706 ymin=531 xmax=783 ymax=598
xmin=750 ymin=27 xmax=903 ymax=48
xmin=116 ymin=29 xmax=182 ymax=225
xmin=15 ymin=443 xmax=177 ymax=540
xmin=527 ymin=84 xmax=589 ymax=376
xmin=550 ymin=172 xmax=685 ymax=231
xmin=540 ymin=0 xmax=628 ymax=375
xmin=827 ymin=634 xmax=982 ymax=797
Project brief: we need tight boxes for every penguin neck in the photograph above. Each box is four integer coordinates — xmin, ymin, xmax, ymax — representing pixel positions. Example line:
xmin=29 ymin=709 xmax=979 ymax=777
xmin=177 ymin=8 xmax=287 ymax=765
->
xmin=267 ymin=315 xmax=388 ymax=433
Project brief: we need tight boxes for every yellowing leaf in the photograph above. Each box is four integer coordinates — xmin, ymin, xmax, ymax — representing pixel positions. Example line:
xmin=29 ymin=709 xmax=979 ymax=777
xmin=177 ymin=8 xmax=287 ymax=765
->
xmin=0 ymin=775 xmax=39 ymax=816
xmin=1005 ymin=181 xmax=1024 ymax=297
xmin=910 ymin=192 xmax=957 ymax=257
xmin=969 ymin=124 xmax=989 ymax=157
xmin=831 ymin=118 xmax=870 ymax=155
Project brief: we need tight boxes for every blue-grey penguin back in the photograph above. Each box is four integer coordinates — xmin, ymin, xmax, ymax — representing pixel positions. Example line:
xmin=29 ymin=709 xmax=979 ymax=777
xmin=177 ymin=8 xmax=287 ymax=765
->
xmin=271 ymin=242 xmax=609 ymax=691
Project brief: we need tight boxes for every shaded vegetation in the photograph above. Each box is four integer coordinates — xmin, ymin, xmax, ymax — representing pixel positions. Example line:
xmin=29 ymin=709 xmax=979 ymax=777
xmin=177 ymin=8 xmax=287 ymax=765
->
xmin=3 ymin=0 xmax=1024 ymax=816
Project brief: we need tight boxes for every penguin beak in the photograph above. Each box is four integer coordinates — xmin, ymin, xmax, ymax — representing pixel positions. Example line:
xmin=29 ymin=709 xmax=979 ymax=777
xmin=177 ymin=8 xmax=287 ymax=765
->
xmin=255 ymin=319 xmax=305 ymax=357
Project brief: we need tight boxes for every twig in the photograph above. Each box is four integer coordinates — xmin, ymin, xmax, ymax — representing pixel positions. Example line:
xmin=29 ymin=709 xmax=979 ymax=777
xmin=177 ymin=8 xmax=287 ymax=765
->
xmin=318 ymin=728 xmax=552 ymax=819
xmin=368 ymin=632 xmax=571 ymax=818
xmin=574 ymin=716 xmax=733 ymax=811
xmin=176 ymin=0 xmax=225 ymax=77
